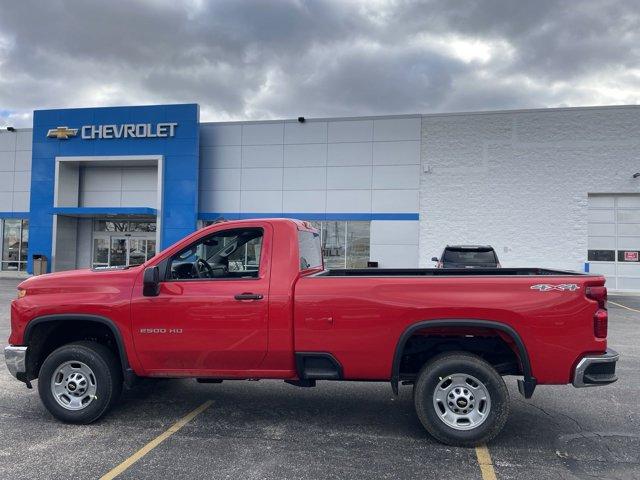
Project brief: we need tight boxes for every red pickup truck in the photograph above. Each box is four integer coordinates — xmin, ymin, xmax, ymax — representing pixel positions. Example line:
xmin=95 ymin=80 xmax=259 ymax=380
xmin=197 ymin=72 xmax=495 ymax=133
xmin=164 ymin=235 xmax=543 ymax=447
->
xmin=5 ymin=218 xmax=618 ymax=446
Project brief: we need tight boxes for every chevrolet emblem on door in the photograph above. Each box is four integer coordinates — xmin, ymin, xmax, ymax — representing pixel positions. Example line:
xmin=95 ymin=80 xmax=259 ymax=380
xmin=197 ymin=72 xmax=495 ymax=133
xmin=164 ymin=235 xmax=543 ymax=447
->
xmin=47 ymin=126 xmax=78 ymax=139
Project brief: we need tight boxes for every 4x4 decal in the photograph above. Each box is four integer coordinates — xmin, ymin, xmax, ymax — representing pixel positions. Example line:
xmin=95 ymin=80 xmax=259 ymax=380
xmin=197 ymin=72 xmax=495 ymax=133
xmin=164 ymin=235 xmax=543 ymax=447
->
xmin=531 ymin=284 xmax=580 ymax=292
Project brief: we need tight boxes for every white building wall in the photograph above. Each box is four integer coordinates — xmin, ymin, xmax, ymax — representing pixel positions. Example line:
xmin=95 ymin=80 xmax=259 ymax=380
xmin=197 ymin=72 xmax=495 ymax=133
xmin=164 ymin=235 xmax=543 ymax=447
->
xmin=79 ymin=165 xmax=157 ymax=208
xmin=199 ymin=116 xmax=421 ymax=267
xmin=53 ymin=216 xmax=78 ymax=271
xmin=12 ymin=106 xmax=640 ymax=274
xmin=419 ymin=106 xmax=640 ymax=272
xmin=370 ymin=220 xmax=419 ymax=267
xmin=76 ymin=218 xmax=93 ymax=269
xmin=0 ymin=129 xmax=32 ymax=213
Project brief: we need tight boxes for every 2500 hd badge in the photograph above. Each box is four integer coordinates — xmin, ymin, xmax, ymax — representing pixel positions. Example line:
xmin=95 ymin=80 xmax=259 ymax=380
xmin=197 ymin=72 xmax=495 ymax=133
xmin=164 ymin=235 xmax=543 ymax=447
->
xmin=139 ymin=328 xmax=183 ymax=334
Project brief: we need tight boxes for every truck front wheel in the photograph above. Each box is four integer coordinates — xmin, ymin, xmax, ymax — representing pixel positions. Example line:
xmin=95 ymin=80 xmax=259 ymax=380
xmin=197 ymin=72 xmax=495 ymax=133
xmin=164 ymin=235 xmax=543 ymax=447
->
xmin=38 ymin=341 xmax=122 ymax=424
xmin=413 ymin=352 xmax=509 ymax=447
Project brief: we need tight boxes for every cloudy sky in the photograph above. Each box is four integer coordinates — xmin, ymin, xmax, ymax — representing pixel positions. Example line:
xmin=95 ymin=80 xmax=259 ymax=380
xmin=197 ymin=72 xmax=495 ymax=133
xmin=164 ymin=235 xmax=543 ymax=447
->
xmin=0 ymin=0 xmax=639 ymax=127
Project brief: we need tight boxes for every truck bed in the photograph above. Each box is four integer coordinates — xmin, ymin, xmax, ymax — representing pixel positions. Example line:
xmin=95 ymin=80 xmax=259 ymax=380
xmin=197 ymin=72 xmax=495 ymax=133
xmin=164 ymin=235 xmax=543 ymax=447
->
xmin=317 ymin=267 xmax=592 ymax=277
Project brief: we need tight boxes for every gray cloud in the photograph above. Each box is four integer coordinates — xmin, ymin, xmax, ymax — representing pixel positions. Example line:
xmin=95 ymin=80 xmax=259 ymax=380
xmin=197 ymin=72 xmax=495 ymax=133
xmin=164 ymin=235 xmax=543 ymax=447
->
xmin=0 ymin=0 xmax=638 ymax=127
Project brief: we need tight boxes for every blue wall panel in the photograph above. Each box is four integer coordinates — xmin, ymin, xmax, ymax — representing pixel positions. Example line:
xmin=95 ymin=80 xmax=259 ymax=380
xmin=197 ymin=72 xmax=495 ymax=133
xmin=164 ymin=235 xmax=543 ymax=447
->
xmin=29 ymin=104 xmax=200 ymax=273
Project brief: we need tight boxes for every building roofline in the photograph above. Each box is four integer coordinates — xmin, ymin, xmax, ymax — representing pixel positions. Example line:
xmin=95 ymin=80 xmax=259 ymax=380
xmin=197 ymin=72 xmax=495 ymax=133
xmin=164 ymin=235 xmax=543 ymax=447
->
xmin=419 ymin=103 xmax=640 ymax=119
xmin=199 ymin=104 xmax=639 ymax=126
xmin=32 ymin=103 xmax=199 ymax=114
xmin=7 ymin=103 xmax=640 ymax=132
xmin=199 ymin=113 xmax=422 ymax=126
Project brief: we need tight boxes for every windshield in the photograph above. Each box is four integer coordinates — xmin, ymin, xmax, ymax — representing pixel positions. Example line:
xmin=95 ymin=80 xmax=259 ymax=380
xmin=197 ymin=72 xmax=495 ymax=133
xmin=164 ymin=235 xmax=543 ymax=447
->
xmin=442 ymin=248 xmax=497 ymax=266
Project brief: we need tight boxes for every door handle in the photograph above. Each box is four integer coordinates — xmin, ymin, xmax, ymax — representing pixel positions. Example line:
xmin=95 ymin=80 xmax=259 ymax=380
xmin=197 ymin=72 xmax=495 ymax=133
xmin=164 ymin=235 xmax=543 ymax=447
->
xmin=234 ymin=293 xmax=264 ymax=301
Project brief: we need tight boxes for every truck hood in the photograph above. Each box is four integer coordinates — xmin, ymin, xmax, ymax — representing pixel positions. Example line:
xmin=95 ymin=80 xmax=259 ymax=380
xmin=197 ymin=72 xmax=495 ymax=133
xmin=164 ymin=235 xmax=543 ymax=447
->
xmin=18 ymin=266 xmax=142 ymax=292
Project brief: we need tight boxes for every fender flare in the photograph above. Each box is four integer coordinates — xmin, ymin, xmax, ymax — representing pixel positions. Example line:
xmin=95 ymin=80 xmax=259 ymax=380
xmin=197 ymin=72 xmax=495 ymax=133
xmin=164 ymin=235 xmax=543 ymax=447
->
xmin=390 ymin=319 xmax=536 ymax=398
xmin=23 ymin=314 xmax=135 ymax=385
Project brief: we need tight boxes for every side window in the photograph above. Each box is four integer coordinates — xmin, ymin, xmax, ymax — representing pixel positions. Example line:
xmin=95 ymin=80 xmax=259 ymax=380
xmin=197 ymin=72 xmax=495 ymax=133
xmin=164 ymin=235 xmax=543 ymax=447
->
xmin=298 ymin=230 xmax=322 ymax=270
xmin=227 ymin=236 xmax=262 ymax=272
xmin=168 ymin=228 xmax=263 ymax=280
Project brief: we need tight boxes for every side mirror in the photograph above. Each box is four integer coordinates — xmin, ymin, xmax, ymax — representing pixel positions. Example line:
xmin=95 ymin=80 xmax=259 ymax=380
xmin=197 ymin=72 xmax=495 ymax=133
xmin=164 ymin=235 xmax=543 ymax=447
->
xmin=143 ymin=266 xmax=160 ymax=297
xmin=431 ymin=257 xmax=439 ymax=262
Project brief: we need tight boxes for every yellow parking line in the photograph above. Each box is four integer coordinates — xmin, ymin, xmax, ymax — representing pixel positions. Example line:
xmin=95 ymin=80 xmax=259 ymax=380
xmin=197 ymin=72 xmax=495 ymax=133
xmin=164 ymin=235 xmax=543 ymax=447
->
xmin=608 ymin=300 xmax=640 ymax=313
xmin=100 ymin=400 xmax=213 ymax=480
xmin=475 ymin=444 xmax=498 ymax=480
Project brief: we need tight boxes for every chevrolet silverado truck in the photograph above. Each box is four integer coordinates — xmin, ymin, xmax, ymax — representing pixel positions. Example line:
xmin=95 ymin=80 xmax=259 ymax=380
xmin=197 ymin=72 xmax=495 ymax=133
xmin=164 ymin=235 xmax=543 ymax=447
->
xmin=4 ymin=219 xmax=618 ymax=446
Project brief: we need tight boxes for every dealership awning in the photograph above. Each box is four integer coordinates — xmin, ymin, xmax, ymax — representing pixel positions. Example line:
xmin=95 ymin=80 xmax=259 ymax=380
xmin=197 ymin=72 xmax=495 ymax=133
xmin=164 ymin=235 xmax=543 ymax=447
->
xmin=51 ymin=207 xmax=157 ymax=218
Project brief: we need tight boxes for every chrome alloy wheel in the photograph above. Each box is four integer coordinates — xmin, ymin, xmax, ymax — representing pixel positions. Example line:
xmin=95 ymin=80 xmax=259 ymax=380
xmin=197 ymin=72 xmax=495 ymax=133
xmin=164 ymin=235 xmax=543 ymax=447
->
xmin=432 ymin=373 xmax=491 ymax=431
xmin=50 ymin=361 xmax=97 ymax=411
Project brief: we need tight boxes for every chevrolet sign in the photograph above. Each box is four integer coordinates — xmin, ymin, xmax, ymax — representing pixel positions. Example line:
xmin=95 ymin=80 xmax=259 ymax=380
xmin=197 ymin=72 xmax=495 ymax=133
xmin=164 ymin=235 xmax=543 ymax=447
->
xmin=47 ymin=126 xmax=78 ymax=139
xmin=81 ymin=122 xmax=177 ymax=139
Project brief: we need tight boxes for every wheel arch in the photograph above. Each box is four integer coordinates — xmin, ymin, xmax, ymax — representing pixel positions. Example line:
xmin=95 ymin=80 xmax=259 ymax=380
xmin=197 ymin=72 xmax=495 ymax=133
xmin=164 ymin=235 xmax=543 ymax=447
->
xmin=23 ymin=314 xmax=135 ymax=385
xmin=391 ymin=319 xmax=536 ymax=398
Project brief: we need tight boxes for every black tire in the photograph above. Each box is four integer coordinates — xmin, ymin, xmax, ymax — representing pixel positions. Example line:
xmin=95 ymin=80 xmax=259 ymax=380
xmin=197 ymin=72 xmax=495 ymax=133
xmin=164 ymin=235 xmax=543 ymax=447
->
xmin=413 ymin=352 xmax=509 ymax=447
xmin=38 ymin=341 xmax=122 ymax=424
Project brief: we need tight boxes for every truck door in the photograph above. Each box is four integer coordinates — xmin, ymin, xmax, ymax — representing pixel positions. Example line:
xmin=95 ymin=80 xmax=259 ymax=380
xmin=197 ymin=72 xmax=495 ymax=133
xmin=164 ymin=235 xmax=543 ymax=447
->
xmin=130 ymin=222 xmax=272 ymax=374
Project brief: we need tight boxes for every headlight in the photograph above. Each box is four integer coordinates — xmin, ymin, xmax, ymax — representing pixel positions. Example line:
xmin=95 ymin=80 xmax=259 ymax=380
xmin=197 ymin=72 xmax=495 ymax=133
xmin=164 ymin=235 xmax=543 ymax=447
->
xmin=16 ymin=289 xmax=26 ymax=299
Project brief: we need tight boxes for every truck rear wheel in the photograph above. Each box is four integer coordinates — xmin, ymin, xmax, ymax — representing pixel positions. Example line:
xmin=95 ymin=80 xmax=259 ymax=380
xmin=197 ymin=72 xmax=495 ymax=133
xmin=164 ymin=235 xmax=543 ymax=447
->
xmin=413 ymin=352 xmax=509 ymax=447
xmin=38 ymin=341 xmax=122 ymax=424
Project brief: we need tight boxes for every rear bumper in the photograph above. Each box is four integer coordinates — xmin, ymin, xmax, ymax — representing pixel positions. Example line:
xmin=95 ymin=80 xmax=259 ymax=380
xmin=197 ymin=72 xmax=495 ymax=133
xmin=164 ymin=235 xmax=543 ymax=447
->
xmin=4 ymin=345 xmax=27 ymax=380
xmin=572 ymin=348 xmax=619 ymax=388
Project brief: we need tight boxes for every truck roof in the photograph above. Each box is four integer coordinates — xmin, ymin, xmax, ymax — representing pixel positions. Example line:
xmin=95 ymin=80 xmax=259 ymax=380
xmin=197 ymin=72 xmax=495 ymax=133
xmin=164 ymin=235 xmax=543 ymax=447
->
xmin=201 ymin=217 xmax=317 ymax=232
xmin=445 ymin=245 xmax=495 ymax=250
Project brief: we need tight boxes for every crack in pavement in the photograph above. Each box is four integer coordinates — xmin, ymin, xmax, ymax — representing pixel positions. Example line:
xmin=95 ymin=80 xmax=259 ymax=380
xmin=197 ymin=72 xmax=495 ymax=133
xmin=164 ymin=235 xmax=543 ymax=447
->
xmin=515 ymin=399 xmax=561 ymax=426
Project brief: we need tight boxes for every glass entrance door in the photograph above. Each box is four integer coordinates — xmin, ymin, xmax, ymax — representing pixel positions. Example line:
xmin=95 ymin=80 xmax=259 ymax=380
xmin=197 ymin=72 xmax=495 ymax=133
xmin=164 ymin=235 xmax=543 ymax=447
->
xmin=128 ymin=238 xmax=156 ymax=266
xmin=91 ymin=219 xmax=157 ymax=269
xmin=92 ymin=237 xmax=109 ymax=268
xmin=110 ymin=237 xmax=128 ymax=267
xmin=92 ymin=235 xmax=156 ymax=268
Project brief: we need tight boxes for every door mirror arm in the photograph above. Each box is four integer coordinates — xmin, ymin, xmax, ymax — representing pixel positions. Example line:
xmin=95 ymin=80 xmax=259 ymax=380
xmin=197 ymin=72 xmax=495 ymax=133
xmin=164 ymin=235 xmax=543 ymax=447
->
xmin=143 ymin=266 xmax=160 ymax=297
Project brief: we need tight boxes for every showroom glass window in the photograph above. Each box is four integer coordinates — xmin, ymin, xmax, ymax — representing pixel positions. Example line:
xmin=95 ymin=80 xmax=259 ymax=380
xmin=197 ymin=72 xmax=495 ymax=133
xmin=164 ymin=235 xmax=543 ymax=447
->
xmin=309 ymin=221 xmax=371 ymax=269
xmin=1 ymin=219 xmax=29 ymax=271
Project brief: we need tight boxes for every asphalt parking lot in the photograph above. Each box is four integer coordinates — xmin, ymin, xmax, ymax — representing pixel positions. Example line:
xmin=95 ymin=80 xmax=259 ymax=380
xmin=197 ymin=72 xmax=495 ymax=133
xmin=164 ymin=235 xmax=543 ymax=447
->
xmin=0 ymin=278 xmax=638 ymax=480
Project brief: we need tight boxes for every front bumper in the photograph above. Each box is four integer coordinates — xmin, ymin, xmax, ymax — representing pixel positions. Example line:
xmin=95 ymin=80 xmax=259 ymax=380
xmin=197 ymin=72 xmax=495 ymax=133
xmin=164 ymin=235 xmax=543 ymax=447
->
xmin=572 ymin=348 xmax=619 ymax=388
xmin=4 ymin=345 xmax=27 ymax=380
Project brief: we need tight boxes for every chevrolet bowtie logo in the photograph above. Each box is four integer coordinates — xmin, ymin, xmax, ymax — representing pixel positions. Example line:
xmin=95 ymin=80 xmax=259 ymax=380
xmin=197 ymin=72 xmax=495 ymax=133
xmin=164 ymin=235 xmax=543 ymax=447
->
xmin=47 ymin=126 xmax=78 ymax=139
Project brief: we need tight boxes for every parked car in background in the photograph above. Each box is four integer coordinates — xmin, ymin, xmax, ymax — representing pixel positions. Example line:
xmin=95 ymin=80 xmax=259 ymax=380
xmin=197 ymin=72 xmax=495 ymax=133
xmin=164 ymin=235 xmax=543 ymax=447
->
xmin=432 ymin=245 xmax=501 ymax=268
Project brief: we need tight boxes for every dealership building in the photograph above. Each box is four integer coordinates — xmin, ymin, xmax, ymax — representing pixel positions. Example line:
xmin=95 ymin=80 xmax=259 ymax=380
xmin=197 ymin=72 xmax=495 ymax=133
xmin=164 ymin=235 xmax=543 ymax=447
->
xmin=0 ymin=103 xmax=639 ymax=291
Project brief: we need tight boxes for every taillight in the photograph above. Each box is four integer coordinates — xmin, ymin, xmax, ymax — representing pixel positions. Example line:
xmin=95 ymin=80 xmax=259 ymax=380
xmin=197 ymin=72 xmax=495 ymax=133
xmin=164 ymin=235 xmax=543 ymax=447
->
xmin=586 ymin=286 xmax=607 ymax=309
xmin=586 ymin=286 xmax=608 ymax=338
xmin=593 ymin=309 xmax=608 ymax=338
